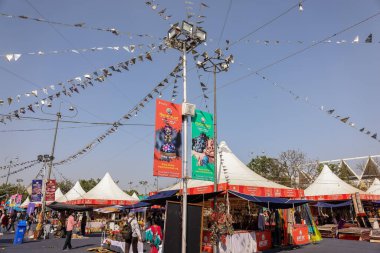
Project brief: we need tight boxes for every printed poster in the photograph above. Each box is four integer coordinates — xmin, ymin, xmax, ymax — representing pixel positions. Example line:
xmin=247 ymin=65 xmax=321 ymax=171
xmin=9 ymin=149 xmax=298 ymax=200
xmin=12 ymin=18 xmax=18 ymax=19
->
xmin=45 ymin=179 xmax=56 ymax=202
xmin=31 ymin=179 xmax=43 ymax=202
xmin=153 ymin=99 xmax=182 ymax=178
xmin=191 ymin=110 xmax=215 ymax=181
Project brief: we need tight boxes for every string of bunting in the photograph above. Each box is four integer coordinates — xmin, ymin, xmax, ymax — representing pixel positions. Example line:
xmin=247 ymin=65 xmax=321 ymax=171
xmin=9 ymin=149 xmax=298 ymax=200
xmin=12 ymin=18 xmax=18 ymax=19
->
xmin=185 ymin=1 xmax=209 ymax=23
xmin=53 ymin=59 xmax=184 ymax=166
xmin=239 ymin=33 xmax=376 ymax=47
xmin=0 ymin=161 xmax=41 ymax=179
xmin=0 ymin=45 xmax=166 ymax=124
xmin=144 ymin=0 xmax=172 ymax=21
xmin=1 ymin=42 xmax=160 ymax=62
xmin=254 ymin=72 xmax=380 ymax=143
xmin=194 ymin=65 xmax=210 ymax=110
xmin=0 ymin=12 xmax=155 ymax=37
xmin=0 ymin=159 xmax=38 ymax=170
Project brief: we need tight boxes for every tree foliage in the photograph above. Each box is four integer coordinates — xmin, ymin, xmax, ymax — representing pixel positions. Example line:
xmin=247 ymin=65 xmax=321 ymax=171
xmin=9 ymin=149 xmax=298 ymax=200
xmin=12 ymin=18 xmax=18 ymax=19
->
xmin=247 ymin=150 xmax=317 ymax=189
xmin=0 ymin=183 xmax=28 ymax=202
xmin=57 ymin=179 xmax=74 ymax=194
xmin=247 ymin=156 xmax=290 ymax=187
xmin=79 ymin=178 xmax=100 ymax=192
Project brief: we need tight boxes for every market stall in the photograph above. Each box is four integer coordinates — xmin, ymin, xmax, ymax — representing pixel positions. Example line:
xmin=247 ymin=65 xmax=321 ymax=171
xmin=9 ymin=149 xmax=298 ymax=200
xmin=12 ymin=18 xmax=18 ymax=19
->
xmin=160 ymin=141 xmax=317 ymax=253
xmin=56 ymin=181 xmax=86 ymax=203
xmin=67 ymin=172 xmax=137 ymax=206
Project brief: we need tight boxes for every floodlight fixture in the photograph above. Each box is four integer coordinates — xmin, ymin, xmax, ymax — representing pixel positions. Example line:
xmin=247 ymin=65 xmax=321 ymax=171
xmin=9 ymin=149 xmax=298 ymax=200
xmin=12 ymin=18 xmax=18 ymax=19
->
xmin=182 ymin=21 xmax=194 ymax=34
xmin=195 ymin=28 xmax=207 ymax=42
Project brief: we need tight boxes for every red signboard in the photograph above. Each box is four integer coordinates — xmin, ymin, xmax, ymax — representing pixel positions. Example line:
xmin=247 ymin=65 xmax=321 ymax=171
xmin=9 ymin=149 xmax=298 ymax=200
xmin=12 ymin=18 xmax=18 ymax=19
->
xmin=255 ymin=230 xmax=272 ymax=251
xmin=292 ymin=225 xmax=310 ymax=245
xmin=153 ymin=99 xmax=182 ymax=178
xmin=45 ymin=179 xmax=56 ymax=202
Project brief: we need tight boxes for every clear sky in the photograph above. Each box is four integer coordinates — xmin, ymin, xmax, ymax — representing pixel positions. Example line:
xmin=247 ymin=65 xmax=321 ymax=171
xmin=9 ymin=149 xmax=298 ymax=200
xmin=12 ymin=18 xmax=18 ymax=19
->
xmin=1 ymin=0 xmax=380 ymax=193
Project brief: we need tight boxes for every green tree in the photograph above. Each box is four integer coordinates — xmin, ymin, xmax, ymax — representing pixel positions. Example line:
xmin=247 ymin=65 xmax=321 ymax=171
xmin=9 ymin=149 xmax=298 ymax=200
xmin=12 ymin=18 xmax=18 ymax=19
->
xmin=79 ymin=178 xmax=100 ymax=192
xmin=247 ymin=156 xmax=290 ymax=187
xmin=0 ymin=183 xmax=28 ymax=202
xmin=57 ymin=179 xmax=74 ymax=194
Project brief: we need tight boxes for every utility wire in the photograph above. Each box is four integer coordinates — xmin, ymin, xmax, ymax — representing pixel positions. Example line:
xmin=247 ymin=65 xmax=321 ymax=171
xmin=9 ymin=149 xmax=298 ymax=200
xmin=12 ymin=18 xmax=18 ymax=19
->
xmin=0 ymin=123 xmax=154 ymax=133
xmin=218 ymin=10 xmax=380 ymax=91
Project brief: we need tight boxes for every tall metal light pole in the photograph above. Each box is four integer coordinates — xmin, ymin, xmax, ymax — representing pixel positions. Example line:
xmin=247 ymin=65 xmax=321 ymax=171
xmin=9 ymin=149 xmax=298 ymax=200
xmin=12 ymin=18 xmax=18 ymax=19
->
xmin=39 ymin=103 xmax=77 ymax=220
xmin=166 ymin=21 xmax=206 ymax=253
xmin=197 ymin=49 xmax=233 ymax=253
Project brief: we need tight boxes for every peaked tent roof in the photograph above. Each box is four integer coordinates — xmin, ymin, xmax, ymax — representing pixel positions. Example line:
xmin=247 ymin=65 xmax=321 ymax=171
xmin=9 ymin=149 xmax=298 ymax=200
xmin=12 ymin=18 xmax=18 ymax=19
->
xmin=131 ymin=192 xmax=140 ymax=200
xmin=339 ymin=160 xmax=359 ymax=181
xmin=360 ymin=157 xmax=380 ymax=180
xmin=69 ymin=172 xmax=137 ymax=205
xmin=57 ymin=181 xmax=86 ymax=203
xmin=305 ymin=165 xmax=364 ymax=200
xmin=55 ymin=188 xmax=64 ymax=201
xmin=161 ymin=141 xmax=302 ymax=198
xmin=20 ymin=197 xmax=30 ymax=208
xmin=367 ymin=178 xmax=380 ymax=194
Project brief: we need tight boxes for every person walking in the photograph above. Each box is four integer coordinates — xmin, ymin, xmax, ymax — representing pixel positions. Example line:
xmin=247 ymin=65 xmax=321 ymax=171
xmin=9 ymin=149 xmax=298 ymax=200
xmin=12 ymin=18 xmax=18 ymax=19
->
xmin=81 ymin=212 xmax=87 ymax=236
xmin=62 ymin=211 xmax=76 ymax=251
xmin=147 ymin=218 xmax=163 ymax=253
xmin=125 ymin=213 xmax=141 ymax=253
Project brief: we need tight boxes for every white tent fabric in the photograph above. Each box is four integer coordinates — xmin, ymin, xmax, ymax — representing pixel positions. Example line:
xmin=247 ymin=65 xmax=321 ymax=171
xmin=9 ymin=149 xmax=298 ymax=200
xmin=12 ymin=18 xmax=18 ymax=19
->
xmin=20 ymin=197 xmax=30 ymax=208
xmin=74 ymin=172 xmax=135 ymax=202
xmin=161 ymin=141 xmax=290 ymax=191
xmin=57 ymin=181 xmax=86 ymax=202
xmin=132 ymin=192 xmax=140 ymax=200
xmin=305 ymin=165 xmax=364 ymax=197
xmin=55 ymin=188 xmax=64 ymax=201
xmin=367 ymin=178 xmax=380 ymax=194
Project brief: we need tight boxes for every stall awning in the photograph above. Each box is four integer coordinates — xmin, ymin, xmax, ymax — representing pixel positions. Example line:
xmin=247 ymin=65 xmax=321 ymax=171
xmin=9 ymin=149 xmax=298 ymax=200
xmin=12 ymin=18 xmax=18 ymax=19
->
xmin=123 ymin=190 xmax=223 ymax=210
xmin=47 ymin=201 xmax=93 ymax=211
xmin=312 ymin=201 xmax=352 ymax=208
xmin=228 ymin=190 xmax=309 ymax=209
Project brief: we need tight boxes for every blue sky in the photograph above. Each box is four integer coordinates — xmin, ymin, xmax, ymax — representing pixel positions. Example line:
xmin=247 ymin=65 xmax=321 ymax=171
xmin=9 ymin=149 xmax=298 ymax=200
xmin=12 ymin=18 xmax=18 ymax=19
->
xmin=1 ymin=0 xmax=380 ymax=193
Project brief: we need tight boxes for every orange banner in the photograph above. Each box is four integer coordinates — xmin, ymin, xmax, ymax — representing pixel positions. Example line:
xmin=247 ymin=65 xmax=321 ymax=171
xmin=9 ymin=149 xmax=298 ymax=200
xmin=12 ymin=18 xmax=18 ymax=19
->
xmin=292 ymin=225 xmax=310 ymax=245
xmin=153 ymin=99 xmax=182 ymax=178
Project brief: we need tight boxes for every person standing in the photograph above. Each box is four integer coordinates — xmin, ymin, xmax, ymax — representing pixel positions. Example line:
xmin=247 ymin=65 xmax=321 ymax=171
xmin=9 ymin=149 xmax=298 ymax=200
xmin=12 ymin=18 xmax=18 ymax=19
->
xmin=125 ymin=213 xmax=141 ymax=253
xmin=81 ymin=212 xmax=87 ymax=236
xmin=62 ymin=212 xmax=76 ymax=251
xmin=7 ymin=211 xmax=17 ymax=232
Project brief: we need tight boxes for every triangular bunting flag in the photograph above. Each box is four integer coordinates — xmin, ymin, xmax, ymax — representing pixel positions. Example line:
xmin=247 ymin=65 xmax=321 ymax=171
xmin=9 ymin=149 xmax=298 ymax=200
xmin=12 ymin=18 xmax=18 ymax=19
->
xmin=340 ymin=117 xmax=350 ymax=123
xmin=365 ymin=33 xmax=373 ymax=43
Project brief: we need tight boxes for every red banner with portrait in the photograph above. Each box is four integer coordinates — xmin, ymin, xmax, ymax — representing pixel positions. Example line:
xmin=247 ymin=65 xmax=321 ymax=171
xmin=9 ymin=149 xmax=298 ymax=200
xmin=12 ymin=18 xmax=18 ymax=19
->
xmin=45 ymin=179 xmax=56 ymax=202
xmin=153 ymin=99 xmax=182 ymax=178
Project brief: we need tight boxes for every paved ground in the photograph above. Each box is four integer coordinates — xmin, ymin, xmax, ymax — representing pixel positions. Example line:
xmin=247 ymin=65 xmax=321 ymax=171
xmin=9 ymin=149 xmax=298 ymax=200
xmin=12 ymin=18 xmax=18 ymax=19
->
xmin=0 ymin=233 xmax=380 ymax=252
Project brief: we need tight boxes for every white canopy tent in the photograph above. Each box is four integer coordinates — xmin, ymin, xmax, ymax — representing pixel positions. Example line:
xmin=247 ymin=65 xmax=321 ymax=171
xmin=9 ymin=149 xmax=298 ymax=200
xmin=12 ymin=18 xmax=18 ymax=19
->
xmin=305 ymin=165 xmax=364 ymax=200
xmin=20 ymin=197 xmax=30 ymax=208
xmin=367 ymin=178 xmax=380 ymax=195
xmin=69 ymin=172 xmax=137 ymax=205
xmin=55 ymin=188 xmax=64 ymax=202
xmin=56 ymin=181 xmax=86 ymax=203
xmin=161 ymin=141 xmax=302 ymax=198
xmin=132 ymin=192 xmax=140 ymax=200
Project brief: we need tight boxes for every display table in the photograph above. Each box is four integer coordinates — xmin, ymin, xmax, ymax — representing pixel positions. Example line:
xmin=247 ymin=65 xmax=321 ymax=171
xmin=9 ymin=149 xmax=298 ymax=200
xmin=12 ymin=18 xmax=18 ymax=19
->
xmin=217 ymin=230 xmax=262 ymax=253
xmin=88 ymin=221 xmax=105 ymax=233
xmin=337 ymin=227 xmax=371 ymax=241
xmin=317 ymin=224 xmax=337 ymax=238
xmin=102 ymin=238 xmax=144 ymax=253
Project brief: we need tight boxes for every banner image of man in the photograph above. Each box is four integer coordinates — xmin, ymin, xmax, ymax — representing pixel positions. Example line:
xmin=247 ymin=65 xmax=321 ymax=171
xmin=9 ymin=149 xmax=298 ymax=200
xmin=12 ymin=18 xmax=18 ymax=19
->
xmin=191 ymin=110 xmax=215 ymax=181
xmin=153 ymin=99 xmax=182 ymax=178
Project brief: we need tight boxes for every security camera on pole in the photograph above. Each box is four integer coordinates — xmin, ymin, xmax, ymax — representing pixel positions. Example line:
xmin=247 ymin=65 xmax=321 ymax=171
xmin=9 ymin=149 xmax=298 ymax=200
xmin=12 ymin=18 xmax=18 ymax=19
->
xmin=166 ymin=21 xmax=206 ymax=253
